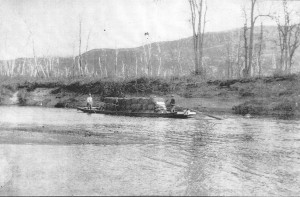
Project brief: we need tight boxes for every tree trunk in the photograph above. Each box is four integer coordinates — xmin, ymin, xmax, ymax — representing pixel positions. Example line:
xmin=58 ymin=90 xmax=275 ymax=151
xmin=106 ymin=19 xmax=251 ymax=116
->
xmin=247 ymin=0 xmax=256 ymax=78
xmin=188 ymin=0 xmax=206 ymax=76
xmin=243 ymin=23 xmax=248 ymax=78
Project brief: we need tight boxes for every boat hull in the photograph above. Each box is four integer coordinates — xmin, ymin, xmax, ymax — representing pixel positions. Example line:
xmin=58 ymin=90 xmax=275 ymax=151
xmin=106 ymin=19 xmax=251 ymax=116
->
xmin=76 ymin=107 xmax=195 ymax=119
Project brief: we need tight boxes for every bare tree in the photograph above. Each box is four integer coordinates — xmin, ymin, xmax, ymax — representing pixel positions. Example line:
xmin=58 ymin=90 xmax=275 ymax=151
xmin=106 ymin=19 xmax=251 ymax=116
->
xmin=188 ymin=0 xmax=207 ymax=76
xmin=156 ymin=42 xmax=162 ymax=77
xmin=225 ymin=31 xmax=240 ymax=79
xmin=256 ymin=22 xmax=264 ymax=77
xmin=242 ymin=0 xmax=271 ymax=77
xmin=176 ymin=41 xmax=183 ymax=76
xmin=235 ymin=29 xmax=243 ymax=78
xmin=122 ymin=61 xmax=126 ymax=79
xmin=71 ymin=42 xmax=77 ymax=77
xmin=141 ymin=45 xmax=147 ymax=76
xmin=147 ymin=42 xmax=152 ymax=76
xmin=78 ymin=17 xmax=83 ymax=75
xmin=30 ymin=33 xmax=46 ymax=78
xmin=83 ymin=28 xmax=92 ymax=75
xmin=135 ymin=53 xmax=138 ymax=77
xmin=242 ymin=14 xmax=249 ymax=78
xmin=103 ymin=51 xmax=108 ymax=78
xmin=98 ymin=56 xmax=103 ymax=77
xmin=115 ymin=47 xmax=119 ymax=77
xmin=142 ymin=34 xmax=152 ymax=76
xmin=246 ymin=0 xmax=257 ymax=77
xmin=274 ymin=0 xmax=300 ymax=74
xmin=225 ymin=44 xmax=232 ymax=79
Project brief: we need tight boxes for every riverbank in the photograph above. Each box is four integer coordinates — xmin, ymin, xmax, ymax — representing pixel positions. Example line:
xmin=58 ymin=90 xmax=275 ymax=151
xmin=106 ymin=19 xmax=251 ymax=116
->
xmin=0 ymin=74 xmax=300 ymax=118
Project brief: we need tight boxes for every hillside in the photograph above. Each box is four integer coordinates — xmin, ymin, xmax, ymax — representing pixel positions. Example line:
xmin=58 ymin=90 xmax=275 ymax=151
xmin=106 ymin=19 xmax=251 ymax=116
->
xmin=1 ymin=26 xmax=300 ymax=79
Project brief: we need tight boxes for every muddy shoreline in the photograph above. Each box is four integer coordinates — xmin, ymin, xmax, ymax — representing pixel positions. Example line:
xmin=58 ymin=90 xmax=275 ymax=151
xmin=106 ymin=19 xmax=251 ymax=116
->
xmin=0 ymin=87 xmax=235 ymax=114
xmin=0 ymin=75 xmax=300 ymax=118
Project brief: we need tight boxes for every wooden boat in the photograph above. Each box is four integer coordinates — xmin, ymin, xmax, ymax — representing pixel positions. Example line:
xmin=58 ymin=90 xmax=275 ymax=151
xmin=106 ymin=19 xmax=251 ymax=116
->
xmin=77 ymin=107 xmax=196 ymax=119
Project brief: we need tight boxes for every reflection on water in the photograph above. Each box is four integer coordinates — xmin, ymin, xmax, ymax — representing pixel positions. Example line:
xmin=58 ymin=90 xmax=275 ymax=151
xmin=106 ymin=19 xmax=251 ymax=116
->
xmin=0 ymin=106 xmax=300 ymax=195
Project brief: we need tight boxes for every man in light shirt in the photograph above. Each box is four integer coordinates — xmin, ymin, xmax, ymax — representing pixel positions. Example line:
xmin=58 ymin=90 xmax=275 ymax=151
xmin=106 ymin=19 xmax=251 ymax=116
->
xmin=87 ymin=93 xmax=93 ymax=110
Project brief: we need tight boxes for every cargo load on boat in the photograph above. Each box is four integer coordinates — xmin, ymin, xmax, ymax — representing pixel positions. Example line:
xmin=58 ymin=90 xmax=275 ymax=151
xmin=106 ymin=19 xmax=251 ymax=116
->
xmin=103 ymin=97 xmax=167 ymax=113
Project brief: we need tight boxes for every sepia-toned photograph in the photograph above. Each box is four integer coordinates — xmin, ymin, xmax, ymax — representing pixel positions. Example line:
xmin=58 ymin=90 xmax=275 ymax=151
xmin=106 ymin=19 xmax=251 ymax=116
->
xmin=0 ymin=0 xmax=299 ymax=195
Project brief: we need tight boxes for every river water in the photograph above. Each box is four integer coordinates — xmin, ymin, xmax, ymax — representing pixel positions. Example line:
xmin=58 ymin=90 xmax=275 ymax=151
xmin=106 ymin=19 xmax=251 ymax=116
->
xmin=0 ymin=106 xmax=299 ymax=195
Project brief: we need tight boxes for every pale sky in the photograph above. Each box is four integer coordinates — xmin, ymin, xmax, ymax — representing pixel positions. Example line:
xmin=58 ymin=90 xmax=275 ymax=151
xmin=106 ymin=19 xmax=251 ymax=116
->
xmin=0 ymin=0 xmax=298 ymax=59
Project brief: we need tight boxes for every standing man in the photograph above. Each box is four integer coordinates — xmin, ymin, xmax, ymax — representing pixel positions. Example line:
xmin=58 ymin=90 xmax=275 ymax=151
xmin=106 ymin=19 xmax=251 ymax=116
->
xmin=170 ymin=95 xmax=176 ymax=112
xmin=87 ymin=93 xmax=93 ymax=110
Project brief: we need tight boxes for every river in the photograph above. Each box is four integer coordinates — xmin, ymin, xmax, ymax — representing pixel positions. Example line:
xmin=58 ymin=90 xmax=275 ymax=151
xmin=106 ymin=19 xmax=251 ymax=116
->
xmin=0 ymin=106 xmax=299 ymax=195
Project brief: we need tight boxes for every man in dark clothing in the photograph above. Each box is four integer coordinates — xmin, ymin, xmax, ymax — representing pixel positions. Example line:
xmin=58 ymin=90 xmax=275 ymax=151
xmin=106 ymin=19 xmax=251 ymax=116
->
xmin=170 ymin=95 xmax=176 ymax=112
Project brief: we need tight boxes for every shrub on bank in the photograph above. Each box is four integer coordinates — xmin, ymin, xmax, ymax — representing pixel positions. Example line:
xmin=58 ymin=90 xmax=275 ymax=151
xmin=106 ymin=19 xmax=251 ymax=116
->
xmin=232 ymin=99 xmax=268 ymax=115
xmin=17 ymin=89 xmax=30 ymax=105
xmin=238 ymin=87 xmax=255 ymax=97
xmin=233 ymin=98 xmax=298 ymax=117
xmin=272 ymin=99 xmax=296 ymax=113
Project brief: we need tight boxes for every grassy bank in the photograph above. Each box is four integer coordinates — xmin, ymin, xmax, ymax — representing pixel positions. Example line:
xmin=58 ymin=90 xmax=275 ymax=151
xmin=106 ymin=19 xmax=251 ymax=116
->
xmin=1 ymin=74 xmax=300 ymax=117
